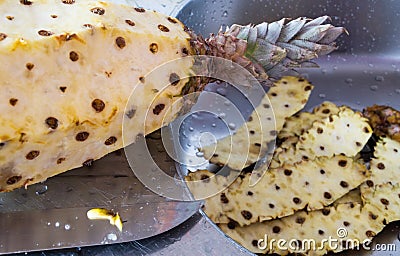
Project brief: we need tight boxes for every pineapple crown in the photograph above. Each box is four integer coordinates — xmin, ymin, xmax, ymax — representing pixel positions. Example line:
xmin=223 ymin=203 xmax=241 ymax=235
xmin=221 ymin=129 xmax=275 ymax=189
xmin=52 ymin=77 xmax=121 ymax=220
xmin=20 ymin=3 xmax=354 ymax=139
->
xmin=190 ymin=16 xmax=347 ymax=82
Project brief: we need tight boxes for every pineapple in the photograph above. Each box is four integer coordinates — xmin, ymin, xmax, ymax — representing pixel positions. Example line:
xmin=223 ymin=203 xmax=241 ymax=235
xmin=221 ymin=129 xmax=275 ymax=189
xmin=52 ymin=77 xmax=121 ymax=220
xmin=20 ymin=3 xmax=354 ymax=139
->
xmin=0 ymin=0 xmax=345 ymax=191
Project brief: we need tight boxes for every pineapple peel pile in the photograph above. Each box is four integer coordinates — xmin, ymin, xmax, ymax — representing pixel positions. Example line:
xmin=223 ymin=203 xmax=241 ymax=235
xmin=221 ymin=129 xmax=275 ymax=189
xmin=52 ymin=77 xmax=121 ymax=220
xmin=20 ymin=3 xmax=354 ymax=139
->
xmin=187 ymin=77 xmax=400 ymax=255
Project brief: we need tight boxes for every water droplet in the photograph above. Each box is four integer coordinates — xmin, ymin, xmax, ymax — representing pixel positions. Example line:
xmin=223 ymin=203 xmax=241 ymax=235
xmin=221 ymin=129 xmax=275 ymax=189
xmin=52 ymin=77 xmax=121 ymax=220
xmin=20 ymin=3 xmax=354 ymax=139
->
xmin=345 ymin=78 xmax=353 ymax=84
xmin=55 ymin=222 xmax=60 ymax=228
xmin=228 ymin=123 xmax=236 ymax=130
xmin=47 ymin=222 xmax=51 ymax=226
xmin=189 ymin=127 xmax=194 ymax=132
xmin=216 ymin=87 xmax=227 ymax=96
xmin=224 ymin=100 xmax=231 ymax=106
xmin=106 ymin=233 xmax=117 ymax=241
xmin=222 ymin=10 xmax=228 ymax=17
xmin=187 ymin=143 xmax=192 ymax=147
xmin=212 ymin=123 xmax=216 ymax=128
xmin=196 ymin=151 xmax=204 ymax=157
xmin=64 ymin=224 xmax=71 ymax=230
xmin=375 ymin=75 xmax=384 ymax=82
xmin=218 ymin=113 xmax=226 ymax=118
xmin=35 ymin=185 xmax=48 ymax=195
xmin=370 ymin=85 xmax=379 ymax=91
xmin=319 ymin=94 xmax=326 ymax=99
xmin=395 ymin=89 xmax=400 ymax=94
xmin=368 ymin=63 xmax=374 ymax=68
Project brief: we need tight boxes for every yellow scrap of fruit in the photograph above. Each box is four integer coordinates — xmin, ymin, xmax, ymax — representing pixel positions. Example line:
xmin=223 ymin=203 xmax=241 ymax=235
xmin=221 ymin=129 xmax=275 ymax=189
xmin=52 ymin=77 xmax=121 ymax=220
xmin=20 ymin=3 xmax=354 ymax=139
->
xmin=86 ymin=208 xmax=123 ymax=232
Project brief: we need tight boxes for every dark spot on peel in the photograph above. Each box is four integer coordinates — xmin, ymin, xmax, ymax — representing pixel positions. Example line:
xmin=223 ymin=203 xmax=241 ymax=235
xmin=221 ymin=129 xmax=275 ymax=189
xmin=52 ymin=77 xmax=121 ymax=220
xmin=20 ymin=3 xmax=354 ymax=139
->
xmin=26 ymin=63 xmax=34 ymax=70
xmin=200 ymin=174 xmax=210 ymax=183
xmin=153 ymin=104 xmax=165 ymax=115
xmin=272 ymin=226 xmax=281 ymax=233
xmin=26 ymin=150 xmax=40 ymax=160
xmin=57 ymin=158 xmax=66 ymax=164
xmin=92 ymin=99 xmax=105 ymax=112
xmin=90 ymin=7 xmax=105 ymax=15
xmin=241 ymin=210 xmax=252 ymax=220
xmin=380 ymin=198 xmax=389 ymax=205
xmin=69 ymin=51 xmax=79 ymax=61
xmin=377 ymin=163 xmax=385 ymax=170
xmin=38 ymin=30 xmax=54 ymax=36
xmin=0 ymin=33 xmax=7 ymax=41
xmin=46 ymin=117 xmax=59 ymax=129
xmin=134 ymin=7 xmax=145 ymax=12
xmin=340 ymin=181 xmax=349 ymax=188
xmin=9 ymin=98 xmax=18 ymax=106
xmin=322 ymin=208 xmax=330 ymax=215
xmin=366 ymin=230 xmax=375 ymax=238
xmin=167 ymin=17 xmax=178 ymax=23
xmin=125 ymin=20 xmax=135 ymax=26
xmin=158 ymin=24 xmax=170 ymax=32
xmin=293 ymin=197 xmax=301 ymax=204
xmin=324 ymin=192 xmax=332 ymax=199
xmin=105 ymin=136 xmax=117 ymax=146
xmin=296 ymin=217 xmax=305 ymax=224
xmin=150 ymin=43 xmax=158 ymax=53
xmin=115 ymin=37 xmax=126 ymax=49
xmin=220 ymin=193 xmax=229 ymax=204
xmin=7 ymin=175 xmax=22 ymax=185
xmin=227 ymin=221 xmax=236 ymax=229
xmin=284 ymin=169 xmax=292 ymax=176
xmin=20 ymin=0 xmax=33 ymax=5
xmin=76 ymin=132 xmax=89 ymax=142
xmin=338 ymin=160 xmax=347 ymax=167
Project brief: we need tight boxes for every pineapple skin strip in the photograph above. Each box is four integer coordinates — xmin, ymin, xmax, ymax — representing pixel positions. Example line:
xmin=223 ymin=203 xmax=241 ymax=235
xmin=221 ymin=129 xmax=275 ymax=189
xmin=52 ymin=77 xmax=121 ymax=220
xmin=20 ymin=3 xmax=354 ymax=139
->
xmin=186 ymin=155 xmax=369 ymax=226
xmin=220 ymin=183 xmax=400 ymax=255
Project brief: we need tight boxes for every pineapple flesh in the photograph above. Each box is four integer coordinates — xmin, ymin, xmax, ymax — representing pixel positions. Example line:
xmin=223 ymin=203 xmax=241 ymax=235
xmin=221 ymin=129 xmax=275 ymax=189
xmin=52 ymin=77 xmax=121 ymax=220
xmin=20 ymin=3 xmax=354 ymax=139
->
xmin=0 ymin=0 xmax=193 ymax=191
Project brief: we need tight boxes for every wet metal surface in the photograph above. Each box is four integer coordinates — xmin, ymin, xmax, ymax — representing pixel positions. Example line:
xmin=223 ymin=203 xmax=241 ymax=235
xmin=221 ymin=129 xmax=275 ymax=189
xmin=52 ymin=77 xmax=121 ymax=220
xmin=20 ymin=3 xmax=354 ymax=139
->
xmin=0 ymin=137 xmax=201 ymax=255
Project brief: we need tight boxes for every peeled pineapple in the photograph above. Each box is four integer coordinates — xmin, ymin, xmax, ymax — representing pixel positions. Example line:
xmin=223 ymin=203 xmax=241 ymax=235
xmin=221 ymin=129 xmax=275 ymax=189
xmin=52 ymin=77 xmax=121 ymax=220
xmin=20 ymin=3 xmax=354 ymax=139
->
xmin=0 ymin=0 xmax=345 ymax=191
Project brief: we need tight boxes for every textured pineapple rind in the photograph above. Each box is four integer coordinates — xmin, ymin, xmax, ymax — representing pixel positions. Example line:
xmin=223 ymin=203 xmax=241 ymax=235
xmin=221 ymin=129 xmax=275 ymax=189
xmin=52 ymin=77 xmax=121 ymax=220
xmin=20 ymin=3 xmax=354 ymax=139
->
xmin=0 ymin=0 xmax=193 ymax=191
